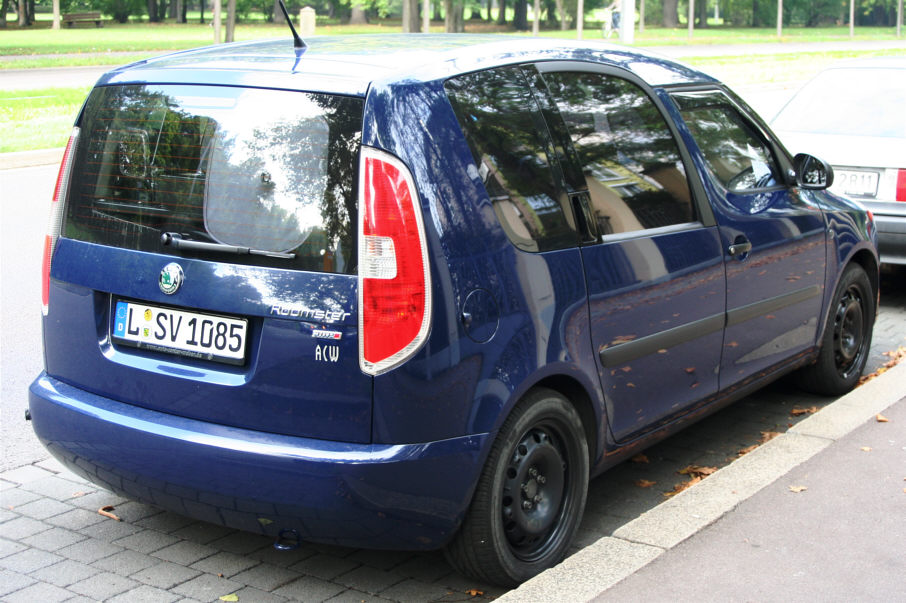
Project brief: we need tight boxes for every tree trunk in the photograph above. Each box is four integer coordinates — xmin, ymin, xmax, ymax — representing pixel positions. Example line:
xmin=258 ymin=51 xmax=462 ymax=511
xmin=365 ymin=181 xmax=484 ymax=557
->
xmin=697 ymin=0 xmax=708 ymax=26
xmin=17 ymin=0 xmax=26 ymax=25
xmin=0 ymin=0 xmax=8 ymax=27
xmin=497 ymin=0 xmax=507 ymax=24
xmin=402 ymin=0 xmax=419 ymax=31
xmin=751 ymin=0 xmax=761 ymax=26
xmin=662 ymin=0 xmax=678 ymax=26
xmin=199 ymin=0 xmax=204 ymax=23
xmin=176 ymin=0 xmax=185 ymax=23
xmin=225 ymin=0 xmax=236 ymax=41
xmin=147 ymin=0 xmax=159 ymax=22
xmin=349 ymin=4 xmax=367 ymax=23
xmin=273 ymin=0 xmax=285 ymax=22
xmin=555 ymin=0 xmax=567 ymax=29
xmin=513 ymin=0 xmax=528 ymax=28
xmin=168 ymin=0 xmax=176 ymax=19
xmin=52 ymin=0 xmax=60 ymax=28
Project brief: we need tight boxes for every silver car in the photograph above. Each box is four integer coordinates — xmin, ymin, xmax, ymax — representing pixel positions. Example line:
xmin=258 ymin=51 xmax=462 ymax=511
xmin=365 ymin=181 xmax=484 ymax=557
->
xmin=771 ymin=58 xmax=906 ymax=264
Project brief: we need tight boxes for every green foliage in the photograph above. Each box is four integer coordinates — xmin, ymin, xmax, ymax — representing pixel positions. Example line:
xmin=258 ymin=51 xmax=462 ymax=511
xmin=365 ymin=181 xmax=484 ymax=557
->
xmin=98 ymin=0 xmax=145 ymax=22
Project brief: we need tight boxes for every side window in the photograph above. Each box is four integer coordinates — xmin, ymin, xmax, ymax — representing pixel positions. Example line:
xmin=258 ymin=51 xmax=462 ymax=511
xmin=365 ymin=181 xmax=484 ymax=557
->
xmin=671 ymin=91 xmax=781 ymax=192
xmin=445 ymin=67 xmax=576 ymax=253
xmin=542 ymin=71 xmax=695 ymax=237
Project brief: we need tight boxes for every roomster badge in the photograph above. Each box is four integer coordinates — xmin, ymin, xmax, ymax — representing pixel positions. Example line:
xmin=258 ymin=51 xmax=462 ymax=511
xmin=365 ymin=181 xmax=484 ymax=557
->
xmin=159 ymin=263 xmax=184 ymax=295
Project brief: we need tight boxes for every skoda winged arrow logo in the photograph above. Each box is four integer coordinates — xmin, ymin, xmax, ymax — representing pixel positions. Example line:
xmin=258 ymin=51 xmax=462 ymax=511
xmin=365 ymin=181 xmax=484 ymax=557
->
xmin=159 ymin=263 xmax=184 ymax=295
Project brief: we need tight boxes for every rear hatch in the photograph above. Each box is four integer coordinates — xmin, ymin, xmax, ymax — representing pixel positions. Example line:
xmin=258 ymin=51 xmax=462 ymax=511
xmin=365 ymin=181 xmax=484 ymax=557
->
xmin=45 ymin=83 xmax=373 ymax=443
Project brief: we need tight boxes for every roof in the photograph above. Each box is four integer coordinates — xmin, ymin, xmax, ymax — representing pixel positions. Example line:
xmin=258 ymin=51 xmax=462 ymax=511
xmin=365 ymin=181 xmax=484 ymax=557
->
xmin=98 ymin=34 xmax=715 ymax=96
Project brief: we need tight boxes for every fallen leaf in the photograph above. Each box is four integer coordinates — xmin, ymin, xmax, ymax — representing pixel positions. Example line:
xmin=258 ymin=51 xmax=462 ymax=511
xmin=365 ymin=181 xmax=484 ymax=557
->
xmin=626 ymin=383 xmax=635 ymax=388
xmin=466 ymin=589 xmax=485 ymax=596
xmin=684 ymin=367 xmax=696 ymax=374
xmin=789 ymin=485 xmax=808 ymax=493
xmin=635 ymin=479 xmax=656 ymax=488
xmin=219 ymin=595 xmax=239 ymax=602
xmin=71 ymin=491 xmax=86 ymax=498
xmin=859 ymin=346 xmax=906 ymax=385
xmin=679 ymin=465 xmax=717 ymax=478
xmin=657 ymin=349 xmax=668 ymax=354
xmin=791 ymin=406 xmax=819 ymax=416
xmin=630 ymin=453 xmax=650 ymax=464
xmin=664 ymin=475 xmax=702 ymax=497
xmin=98 ymin=506 xmax=121 ymax=522
xmin=759 ymin=431 xmax=781 ymax=444
xmin=876 ymin=414 xmax=890 ymax=423
xmin=738 ymin=444 xmax=759 ymax=457
xmin=861 ymin=446 xmax=872 ymax=452
xmin=218 ymin=573 xmax=224 ymax=578
xmin=620 ymin=366 xmax=632 ymax=373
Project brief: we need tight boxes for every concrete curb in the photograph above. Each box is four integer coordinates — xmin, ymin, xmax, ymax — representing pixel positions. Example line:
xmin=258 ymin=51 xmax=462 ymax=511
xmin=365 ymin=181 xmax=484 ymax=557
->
xmin=0 ymin=148 xmax=64 ymax=170
xmin=499 ymin=361 xmax=906 ymax=602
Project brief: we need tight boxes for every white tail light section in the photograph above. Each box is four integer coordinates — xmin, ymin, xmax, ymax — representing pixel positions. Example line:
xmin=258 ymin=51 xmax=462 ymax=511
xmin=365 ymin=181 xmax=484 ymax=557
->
xmin=358 ymin=147 xmax=432 ymax=376
xmin=42 ymin=127 xmax=80 ymax=316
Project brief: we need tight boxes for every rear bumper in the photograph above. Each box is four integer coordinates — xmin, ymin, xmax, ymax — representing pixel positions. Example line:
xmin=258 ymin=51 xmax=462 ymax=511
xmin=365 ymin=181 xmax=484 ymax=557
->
xmin=29 ymin=373 xmax=487 ymax=550
xmin=873 ymin=213 xmax=906 ymax=264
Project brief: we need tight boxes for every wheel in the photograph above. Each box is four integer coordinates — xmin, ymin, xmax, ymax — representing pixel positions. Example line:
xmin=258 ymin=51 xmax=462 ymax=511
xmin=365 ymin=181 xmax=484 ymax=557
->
xmin=797 ymin=263 xmax=875 ymax=396
xmin=444 ymin=388 xmax=589 ymax=587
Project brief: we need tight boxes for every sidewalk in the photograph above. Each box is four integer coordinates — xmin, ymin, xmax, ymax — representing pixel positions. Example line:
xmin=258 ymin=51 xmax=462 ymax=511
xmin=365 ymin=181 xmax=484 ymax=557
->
xmin=502 ymin=361 xmax=906 ymax=602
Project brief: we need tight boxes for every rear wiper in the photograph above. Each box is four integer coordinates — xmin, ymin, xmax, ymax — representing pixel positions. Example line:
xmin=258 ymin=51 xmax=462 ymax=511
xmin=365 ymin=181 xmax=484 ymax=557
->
xmin=161 ymin=232 xmax=296 ymax=259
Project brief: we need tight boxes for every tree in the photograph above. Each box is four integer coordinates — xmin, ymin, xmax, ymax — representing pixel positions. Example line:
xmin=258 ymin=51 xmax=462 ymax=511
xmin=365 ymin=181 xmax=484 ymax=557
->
xmin=402 ymin=0 xmax=419 ymax=30
xmin=663 ymin=0 xmax=679 ymax=25
xmin=514 ymin=0 xmax=529 ymax=28
xmin=0 ymin=0 xmax=8 ymax=27
xmin=349 ymin=2 xmax=367 ymax=22
xmin=497 ymin=0 xmax=507 ymax=23
xmin=444 ymin=0 xmax=464 ymax=30
xmin=52 ymin=0 xmax=60 ymax=28
xmin=225 ymin=0 xmax=236 ymax=41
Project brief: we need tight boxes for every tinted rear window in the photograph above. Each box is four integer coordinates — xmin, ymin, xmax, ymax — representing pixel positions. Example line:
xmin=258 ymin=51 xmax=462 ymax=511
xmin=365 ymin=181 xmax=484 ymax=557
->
xmin=66 ymin=84 xmax=362 ymax=274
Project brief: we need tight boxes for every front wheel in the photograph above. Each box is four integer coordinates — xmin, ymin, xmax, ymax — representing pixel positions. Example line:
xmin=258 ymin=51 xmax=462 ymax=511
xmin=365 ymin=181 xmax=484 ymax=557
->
xmin=444 ymin=388 xmax=589 ymax=587
xmin=797 ymin=263 xmax=875 ymax=396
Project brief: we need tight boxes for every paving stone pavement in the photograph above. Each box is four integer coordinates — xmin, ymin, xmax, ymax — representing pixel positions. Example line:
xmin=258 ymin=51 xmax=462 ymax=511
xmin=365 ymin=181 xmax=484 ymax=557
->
xmin=2 ymin=267 xmax=904 ymax=602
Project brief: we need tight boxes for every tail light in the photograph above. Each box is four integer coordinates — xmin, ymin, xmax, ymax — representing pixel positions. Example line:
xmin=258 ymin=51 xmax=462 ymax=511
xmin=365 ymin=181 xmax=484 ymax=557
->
xmin=358 ymin=147 xmax=431 ymax=376
xmin=896 ymin=168 xmax=906 ymax=202
xmin=42 ymin=127 xmax=79 ymax=316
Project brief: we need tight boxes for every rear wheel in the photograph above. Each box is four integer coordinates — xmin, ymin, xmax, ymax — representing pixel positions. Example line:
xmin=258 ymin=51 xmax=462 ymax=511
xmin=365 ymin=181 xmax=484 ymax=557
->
xmin=444 ymin=388 xmax=589 ymax=587
xmin=797 ymin=263 xmax=875 ymax=395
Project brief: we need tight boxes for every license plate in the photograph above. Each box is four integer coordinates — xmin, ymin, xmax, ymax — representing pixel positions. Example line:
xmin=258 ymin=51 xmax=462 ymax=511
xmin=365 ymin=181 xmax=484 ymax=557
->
xmin=112 ymin=300 xmax=247 ymax=364
xmin=833 ymin=169 xmax=879 ymax=198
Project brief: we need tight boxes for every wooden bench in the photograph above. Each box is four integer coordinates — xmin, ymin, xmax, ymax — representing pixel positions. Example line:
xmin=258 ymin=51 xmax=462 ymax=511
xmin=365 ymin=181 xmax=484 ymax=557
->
xmin=61 ymin=12 xmax=104 ymax=27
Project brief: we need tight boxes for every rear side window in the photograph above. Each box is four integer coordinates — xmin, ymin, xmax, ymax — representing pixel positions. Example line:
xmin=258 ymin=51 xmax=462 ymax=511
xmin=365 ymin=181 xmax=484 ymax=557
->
xmin=66 ymin=84 xmax=362 ymax=274
xmin=542 ymin=71 xmax=694 ymax=237
xmin=445 ymin=67 xmax=576 ymax=253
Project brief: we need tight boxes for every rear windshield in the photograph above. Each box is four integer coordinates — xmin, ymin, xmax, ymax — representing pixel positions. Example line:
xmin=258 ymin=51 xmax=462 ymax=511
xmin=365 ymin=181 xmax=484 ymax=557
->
xmin=65 ymin=84 xmax=362 ymax=274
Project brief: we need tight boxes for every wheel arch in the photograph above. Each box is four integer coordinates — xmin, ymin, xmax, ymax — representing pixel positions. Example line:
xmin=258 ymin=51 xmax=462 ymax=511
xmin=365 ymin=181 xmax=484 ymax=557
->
xmin=530 ymin=375 xmax=600 ymax=470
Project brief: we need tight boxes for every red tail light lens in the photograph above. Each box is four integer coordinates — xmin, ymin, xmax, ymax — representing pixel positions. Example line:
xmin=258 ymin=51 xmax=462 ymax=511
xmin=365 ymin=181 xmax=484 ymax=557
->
xmin=42 ymin=127 xmax=79 ymax=316
xmin=358 ymin=147 xmax=431 ymax=376
xmin=896 ymin=168 xmax=906 ymax=202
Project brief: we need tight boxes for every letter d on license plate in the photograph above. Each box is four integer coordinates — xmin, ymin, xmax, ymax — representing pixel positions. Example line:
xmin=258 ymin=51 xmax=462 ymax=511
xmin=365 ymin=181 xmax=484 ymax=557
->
xmin=113 ymin=300 xmax=247 ymax=364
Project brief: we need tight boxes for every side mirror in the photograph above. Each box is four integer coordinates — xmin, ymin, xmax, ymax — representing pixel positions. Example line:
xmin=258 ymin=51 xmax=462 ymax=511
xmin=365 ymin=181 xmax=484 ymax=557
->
xmin=794 ymin=153 xmax=834 ymax=190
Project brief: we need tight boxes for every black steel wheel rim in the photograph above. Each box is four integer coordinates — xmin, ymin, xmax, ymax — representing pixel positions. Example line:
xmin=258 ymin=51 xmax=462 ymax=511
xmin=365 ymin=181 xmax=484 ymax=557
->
xmin=833 ymin=284 xmax=866 ymax=380
xmin=500 ymin=420 xmax=574 ymax=562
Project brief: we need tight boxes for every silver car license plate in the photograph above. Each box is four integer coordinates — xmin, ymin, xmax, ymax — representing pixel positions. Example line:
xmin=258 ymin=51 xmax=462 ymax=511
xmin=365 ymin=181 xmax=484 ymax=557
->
xmin=834 ymin=169 xmax=879 ymax=198
xmin=113 ymin=300 xmax=247 ymax=364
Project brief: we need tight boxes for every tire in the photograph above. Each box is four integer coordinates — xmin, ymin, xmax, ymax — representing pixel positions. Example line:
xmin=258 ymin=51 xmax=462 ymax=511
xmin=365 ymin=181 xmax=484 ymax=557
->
xmin=797 ymin=263 xmax=875 ymax=396
xmin=444 ymin=388 xmax=589 ymax=587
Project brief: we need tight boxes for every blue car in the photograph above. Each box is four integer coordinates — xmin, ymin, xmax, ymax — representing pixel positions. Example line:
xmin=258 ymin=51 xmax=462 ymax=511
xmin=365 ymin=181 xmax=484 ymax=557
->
xmin=31 ymin=35 xmax=878 ymax=586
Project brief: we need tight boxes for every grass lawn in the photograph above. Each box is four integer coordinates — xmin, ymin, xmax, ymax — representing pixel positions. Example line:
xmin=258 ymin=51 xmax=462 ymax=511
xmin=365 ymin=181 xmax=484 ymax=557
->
xmin=0 ymin=86 xmax=90 ymax=153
